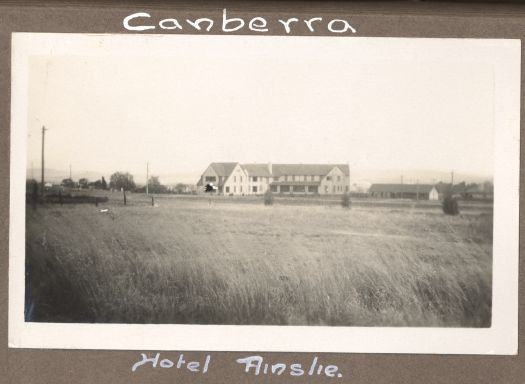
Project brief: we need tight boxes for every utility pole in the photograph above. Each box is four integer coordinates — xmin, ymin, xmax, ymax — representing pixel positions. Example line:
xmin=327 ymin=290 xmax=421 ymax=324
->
xmin=146 ymin=161 xmax=149 ymax=195
xmin=40 ymin=126 xmax=47 ymax=199
xmin=69 ymin=163 xmax=72 ymax=180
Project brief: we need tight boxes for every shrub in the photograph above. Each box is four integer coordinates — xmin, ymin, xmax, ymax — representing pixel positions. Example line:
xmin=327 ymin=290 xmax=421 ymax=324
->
xmin=264 ymin=190 xmax=274 ymax=206
xmin=341 ymin=192 xmax=351 ymax=208
xmin=442 ymin=195 xmax=459 ymax=215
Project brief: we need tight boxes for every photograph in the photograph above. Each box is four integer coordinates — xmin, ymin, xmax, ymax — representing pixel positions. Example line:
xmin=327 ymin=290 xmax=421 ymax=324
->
xmin=8 ymin=33 xmax=520 ymax=353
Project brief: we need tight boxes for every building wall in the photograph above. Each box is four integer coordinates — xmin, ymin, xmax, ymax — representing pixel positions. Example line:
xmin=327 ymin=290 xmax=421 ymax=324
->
xmin=199 ymin=165 xmax=220 ymax=193
xmin=429 ymin=188 xmax=439 ymax=201
xmin=247 ymin=176 xmax=270 ymax=195
xmin=223 ymin=164 xmax=249 ymax=195
xmin=319 ymin=167 xmax=349 ymax=195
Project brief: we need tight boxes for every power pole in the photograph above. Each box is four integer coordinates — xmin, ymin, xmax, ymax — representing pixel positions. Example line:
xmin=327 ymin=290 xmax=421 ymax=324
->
xmin=146 ymin=161 xmax=149 ymax=195
xmin=69 ymin=163 xmax=72 ymax=180
xmin=40 ymin=126 xmax=47 ymax=199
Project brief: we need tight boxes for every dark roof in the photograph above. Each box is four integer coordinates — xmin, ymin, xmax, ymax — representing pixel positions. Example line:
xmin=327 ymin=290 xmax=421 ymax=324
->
xmin=369 ymin=184 xmax=436 ymax=194
xmin=196 ymin=162 xmax=239 ymax=186
xmin=435 ymin=182 xmax=466 ymax=194
xmin=271 ymin=164 xmax=349 ymax=177
xmin=210 ymin=162 xmax=239 ymax=177
xmin=241 ymin=164 xmax=272 ymax=177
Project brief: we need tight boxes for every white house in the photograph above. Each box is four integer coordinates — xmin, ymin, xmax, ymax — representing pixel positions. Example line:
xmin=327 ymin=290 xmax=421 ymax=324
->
xmin=197 ymin=163 xmax=350 ymax=196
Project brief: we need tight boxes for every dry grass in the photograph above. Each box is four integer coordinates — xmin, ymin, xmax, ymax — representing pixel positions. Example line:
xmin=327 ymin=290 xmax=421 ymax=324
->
xmin=25 ymin=196 xmax=492 ymax=327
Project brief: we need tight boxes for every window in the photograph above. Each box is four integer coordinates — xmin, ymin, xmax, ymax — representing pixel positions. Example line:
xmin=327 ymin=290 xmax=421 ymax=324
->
xmin=252 ymin=186 xmax=258 ymax=193
xmin=271 ymin=185 xmax=278 ymax=192
xmin=326 ymin=176 xmax=332 ymax=181
xmin=308 ymin=186 xmax=318 ymax=193
xmin=294 ymin=175 xmax=299 ymax=181
xmin=281 ymin=185 xmax=290 ymax=193
xmin=240 ymin=186 xmax=243 ymax=193
xmin=234 ymin=186 xmax=236 ymax=193
xmin=345 ymin=186 xmax=349 ymax=192
xmin=226 ymin=186 xmax=230 ymax=193
xmin=240 ymin=177 xmax=243 ymax=183
xmin=253 ymin=177 xmax=258 ymax=182
xmin=325 ymin=186 xmax=328 ymax=192
xmin=234 ymin=176 xmax=236 ymax=182
xmin=294 ymin=185 xmax=305 ymax=192
xmin=205 ymin=176 xmax=216 ymax=182
xmin=274 ymin=177 xmax=279 ymax=182
xmin=337 ymin=176 xmax=341 ymax=182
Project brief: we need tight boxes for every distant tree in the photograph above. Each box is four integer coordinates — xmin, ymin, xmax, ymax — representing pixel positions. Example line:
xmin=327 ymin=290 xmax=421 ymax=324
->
xmin=341 ymin=192 xmax=351 ymax=208
xmin=442 ymin=194 xmax=459 ymax=215
xmin=61 ymin=178 xmax=76 ymax=188
xmin=89 ymin=178 xmax=106 ymax=190
xmin=174 ymin=183 xmax=186 ymax=194
xmin=147 ymin=176 xmax=167 ymax=194
xmin=263 ymin=189 xmax=274 ymax=206
xmin=109 ymin=172 xmax=136 ymax=191
xmin=101 ymin=176 xmax=107 ymax=190
xmin=78 ymin=178 xmax=89 ymax=189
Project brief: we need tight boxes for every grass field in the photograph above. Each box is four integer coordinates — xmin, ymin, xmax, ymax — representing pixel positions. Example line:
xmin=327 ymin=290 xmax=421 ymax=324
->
xmin=25 ymin=194 xmax=493 ymax=327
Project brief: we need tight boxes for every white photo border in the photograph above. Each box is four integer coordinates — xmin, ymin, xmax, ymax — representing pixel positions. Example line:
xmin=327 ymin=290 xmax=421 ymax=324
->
xmin=8 ymin=33 xmax=521 ymax=354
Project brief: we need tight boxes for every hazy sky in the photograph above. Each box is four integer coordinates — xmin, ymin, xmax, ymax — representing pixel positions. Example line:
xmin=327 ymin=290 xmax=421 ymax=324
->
xmin=26 ymin=35 xmax=495 ymax=182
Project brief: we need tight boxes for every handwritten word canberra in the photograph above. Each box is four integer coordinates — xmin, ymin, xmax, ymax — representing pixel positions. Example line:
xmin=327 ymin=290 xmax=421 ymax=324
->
xmin=123 ymin=9 xmax=356 ymax=34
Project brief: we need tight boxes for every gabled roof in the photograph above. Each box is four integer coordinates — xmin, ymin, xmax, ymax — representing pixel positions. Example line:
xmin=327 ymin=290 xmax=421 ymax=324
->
xmin=210 ymin=162 xmax=239 ymax=177
xmin=197 ymin=162 xmax=239 ymax=186
xmin=241 ymin=164 xmax=272 ymax=177
xmin=271 ymin=164 xmax=349 ymax=177
xmin=369 ymin=184 xmax=435 ymax=194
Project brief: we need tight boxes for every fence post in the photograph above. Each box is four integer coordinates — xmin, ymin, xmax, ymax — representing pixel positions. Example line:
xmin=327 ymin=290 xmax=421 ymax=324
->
xmin=123 ymin=189 xmax=127 ymax=205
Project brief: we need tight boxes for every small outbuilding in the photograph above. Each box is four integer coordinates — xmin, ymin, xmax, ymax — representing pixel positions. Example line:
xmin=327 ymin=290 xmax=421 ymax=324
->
xmin=369 ymin=184 xmax=439 ymax=200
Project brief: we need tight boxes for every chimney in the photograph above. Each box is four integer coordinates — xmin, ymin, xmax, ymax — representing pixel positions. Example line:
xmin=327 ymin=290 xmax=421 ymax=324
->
xmin=268 ymin=162 xmax=273 ymax=175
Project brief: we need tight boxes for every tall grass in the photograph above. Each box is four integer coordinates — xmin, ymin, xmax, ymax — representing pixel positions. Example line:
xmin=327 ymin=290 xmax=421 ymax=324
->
xmin=25 ymin=198 xmax=492 ymax=326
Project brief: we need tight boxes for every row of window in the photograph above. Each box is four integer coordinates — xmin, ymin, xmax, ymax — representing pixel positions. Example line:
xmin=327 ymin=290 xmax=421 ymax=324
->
xmin=222 ymin=185 xmax=349 ymax=194
xmin=225 ymin=186 xmax=244 ymax=193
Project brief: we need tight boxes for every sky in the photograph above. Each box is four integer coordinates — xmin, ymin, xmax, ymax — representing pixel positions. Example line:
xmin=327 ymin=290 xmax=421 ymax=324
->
xmin=26 ymin=35 xmax=495 ymax=184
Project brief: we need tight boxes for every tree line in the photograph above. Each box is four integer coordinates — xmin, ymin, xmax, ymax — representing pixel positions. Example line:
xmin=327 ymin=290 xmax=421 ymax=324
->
xmin=29 ymin=171 xmax=193 ymax=194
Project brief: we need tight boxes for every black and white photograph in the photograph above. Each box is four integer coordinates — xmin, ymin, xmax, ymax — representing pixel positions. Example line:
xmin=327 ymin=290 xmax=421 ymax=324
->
xmin=8 ymin=33 xmax=520 ymax=353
